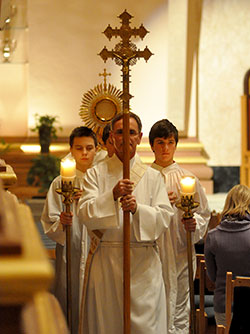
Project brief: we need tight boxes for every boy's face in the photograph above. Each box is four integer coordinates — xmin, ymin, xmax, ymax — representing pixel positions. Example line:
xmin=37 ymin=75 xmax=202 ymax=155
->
xmin=70 ymin=136 xmax=97 ymax=172
xmin=151 ymin=135 xmax=177 ymax=167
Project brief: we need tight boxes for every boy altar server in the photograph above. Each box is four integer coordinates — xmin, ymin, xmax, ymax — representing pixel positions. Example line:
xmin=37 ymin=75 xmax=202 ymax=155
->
xmin=41 ymin=126 xmax=98 ymax=334
xmin=77 ymin=112 xmax=174 ymax=334
xmin=149 ymin=119 xmax=210 ymax=334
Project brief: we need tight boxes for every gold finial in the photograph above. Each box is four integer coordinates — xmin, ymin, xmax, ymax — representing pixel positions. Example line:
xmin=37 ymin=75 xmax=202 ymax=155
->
xmin=99 ymin=68 xmax=111 ymax=91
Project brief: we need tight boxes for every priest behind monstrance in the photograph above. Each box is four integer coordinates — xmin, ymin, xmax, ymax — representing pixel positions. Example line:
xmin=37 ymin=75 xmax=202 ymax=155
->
xmin=77 ymin=112 xmax=174 ymax=334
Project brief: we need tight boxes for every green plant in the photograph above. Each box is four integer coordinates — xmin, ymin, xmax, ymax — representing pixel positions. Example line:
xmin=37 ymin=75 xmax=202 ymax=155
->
xmin=27 ymin=154 xmax=60 ymax=193
xmin=31 ymin=114 xmax=62 ymax=153
xmin=0 ymin=139 xmax=11 ymax=155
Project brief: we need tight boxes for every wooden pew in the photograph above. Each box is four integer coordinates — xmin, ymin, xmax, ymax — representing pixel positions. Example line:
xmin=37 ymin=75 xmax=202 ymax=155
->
xmin=0 ymin=183 xmax=68 ymax=333
xmin=225 ymin=272 xmax=250 ymax=334
xmin=196 ymin=255 xmax=207 ymax=334
xmin=216 ymin=324 xmax=226 ymax=334
xmin=195 ymin=253 xmax=216 ymax=333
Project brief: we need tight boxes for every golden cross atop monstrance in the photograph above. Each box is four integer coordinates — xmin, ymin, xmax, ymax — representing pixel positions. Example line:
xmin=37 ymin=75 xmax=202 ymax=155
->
xmin=99 ymin=68 xmax=111 ymax=90
xmin=99 ymin=10 xmax=153 ymax=334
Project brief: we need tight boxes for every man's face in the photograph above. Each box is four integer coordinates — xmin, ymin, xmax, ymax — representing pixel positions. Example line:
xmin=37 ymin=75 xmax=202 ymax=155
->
xmin=111 ymin=117 xmax=142 ymax=161
xmin=151 ymin=135 xmax=177 ymax=167
xmin=70 ymin=136 xmax=97 ymax=172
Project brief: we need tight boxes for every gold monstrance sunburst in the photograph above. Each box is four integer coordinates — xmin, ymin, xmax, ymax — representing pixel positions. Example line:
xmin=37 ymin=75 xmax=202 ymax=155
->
xmin=79 ymin=69 xmax=123 ymax=144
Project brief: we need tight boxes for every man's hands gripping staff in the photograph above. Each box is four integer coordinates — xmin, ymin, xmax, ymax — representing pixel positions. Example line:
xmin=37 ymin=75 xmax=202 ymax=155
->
xmin=113 ymin=179 xmax=137 ymax=214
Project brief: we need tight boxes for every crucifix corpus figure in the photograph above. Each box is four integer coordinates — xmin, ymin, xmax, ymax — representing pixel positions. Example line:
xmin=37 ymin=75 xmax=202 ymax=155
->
xmin=77 ymin=11 xmax=174 ymax=334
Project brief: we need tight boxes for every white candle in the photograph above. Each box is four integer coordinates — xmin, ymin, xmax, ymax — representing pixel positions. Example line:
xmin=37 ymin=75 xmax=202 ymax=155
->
xmin=60 ymin=158 xmax=76 ymax=183
xmin=180 ymin=176 xmax=196 ymax=194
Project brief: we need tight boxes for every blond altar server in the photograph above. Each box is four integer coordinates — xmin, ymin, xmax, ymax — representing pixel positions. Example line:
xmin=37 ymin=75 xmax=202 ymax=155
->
xmin=77 ymin=112 xmax=174 ymax=334
xmin=149 ymin=119 xmax=210 ymax=334
xmin=41 ymin=126 xmax=98 ymax=334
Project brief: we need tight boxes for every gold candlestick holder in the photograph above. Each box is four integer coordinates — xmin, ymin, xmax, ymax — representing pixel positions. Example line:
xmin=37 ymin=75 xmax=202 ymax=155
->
xmin=176 ymin=192 xmax=199 ymax=334
xmin=56 ymin=180 xmax=80 ymax=334
xmin=176 ymin=192 xmax=199 ymax=218
xmin=56 ymin=180 xmax=80 ymax=211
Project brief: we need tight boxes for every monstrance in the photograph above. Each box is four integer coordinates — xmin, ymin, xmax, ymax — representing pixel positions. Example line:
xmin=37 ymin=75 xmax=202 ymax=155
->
xmin=79 ymin=68 xmax=123 ymax=145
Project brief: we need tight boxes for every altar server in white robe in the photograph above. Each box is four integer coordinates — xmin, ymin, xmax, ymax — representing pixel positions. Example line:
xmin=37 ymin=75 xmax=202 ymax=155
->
xmin=41 ymin=126 xmax=98 ymax=334
xmin=149 ymin=119 xmax=210 ymax=334
xmin=77 ymin=112 xmax=174 ymax=334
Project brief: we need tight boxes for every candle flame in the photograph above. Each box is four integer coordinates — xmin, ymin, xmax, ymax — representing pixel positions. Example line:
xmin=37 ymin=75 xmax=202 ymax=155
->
xmin=180 ymin=176 xmax=196 ymax=194
xmin=61 ymin=158 xmax=76 ymax=169
xmin=60 ymin=158 xmax=76 ymax=181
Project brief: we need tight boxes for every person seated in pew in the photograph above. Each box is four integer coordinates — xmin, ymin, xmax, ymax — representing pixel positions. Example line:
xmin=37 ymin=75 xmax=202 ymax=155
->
xmin=204 ymin=184 xmax=250 ymax=328
xmin=41 ymin=126 xmax=98 ymax=334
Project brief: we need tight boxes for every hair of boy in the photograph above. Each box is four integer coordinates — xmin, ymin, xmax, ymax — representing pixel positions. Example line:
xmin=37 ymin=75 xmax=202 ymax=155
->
xmin=69 ymin=126 xmax=98 ymax=148
xmin=111 ymin=112 xmax=142 ymax=133
xmin=102 ymin=123 xmax=111 ymax=144
xmin=149 ymin=119 xmax=179 ymax=147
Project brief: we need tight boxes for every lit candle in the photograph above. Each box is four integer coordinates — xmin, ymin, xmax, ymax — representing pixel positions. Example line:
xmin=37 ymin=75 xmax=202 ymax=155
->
xmin=60 ymin=158 xmax=76 ymax=183
xmin=180 ymin=176 xmax=196 ymax=195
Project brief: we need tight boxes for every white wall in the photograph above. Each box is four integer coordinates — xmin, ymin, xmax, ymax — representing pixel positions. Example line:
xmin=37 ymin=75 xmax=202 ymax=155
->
xmin=27 ymin=0 xmax=166 ymax=136
xmin=199 ymin=0 xmax=250 ymax=166
xmin=0 ymin=0 xmax=249 ymax=166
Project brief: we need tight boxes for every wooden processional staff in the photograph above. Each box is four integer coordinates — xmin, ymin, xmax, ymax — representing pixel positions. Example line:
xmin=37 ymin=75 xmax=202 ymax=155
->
xmin=176 ymin=176 xmax=199 ymax=334
xmin=99 ymin=10 xmax=153 ymax=334
xmin=56 ymin=159 xmax=79 ymax=333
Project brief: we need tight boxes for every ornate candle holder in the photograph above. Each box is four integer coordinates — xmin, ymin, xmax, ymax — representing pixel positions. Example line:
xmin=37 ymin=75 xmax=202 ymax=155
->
xmin=176 ymin=191 xmax=199 ymax=334
xmin=176 ymin=192 xmax=199 ymax=219
xmin=56 ymin=180 xmax=80 ymax=212
xmin=56 ymin=179 xmax=79 ymax=333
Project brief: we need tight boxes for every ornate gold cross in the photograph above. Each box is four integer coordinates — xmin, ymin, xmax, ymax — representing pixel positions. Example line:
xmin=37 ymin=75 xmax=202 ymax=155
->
xmin=99 ymin=10 xmax=153 ymax=109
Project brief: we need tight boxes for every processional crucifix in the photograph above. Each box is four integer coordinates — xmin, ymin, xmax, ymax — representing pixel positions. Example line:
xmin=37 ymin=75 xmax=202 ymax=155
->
xmin=99 ymin=10 xmax=153 ymax=334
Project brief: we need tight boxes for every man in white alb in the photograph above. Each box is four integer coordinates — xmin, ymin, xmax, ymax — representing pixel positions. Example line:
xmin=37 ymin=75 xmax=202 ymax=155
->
xmin=77 ymin=112 xmax=174 ymax=334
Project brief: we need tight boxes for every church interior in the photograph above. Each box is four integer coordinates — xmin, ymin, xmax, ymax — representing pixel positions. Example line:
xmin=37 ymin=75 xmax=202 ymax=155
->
xmin=1 ymin=0 xmax=250 ymax=333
